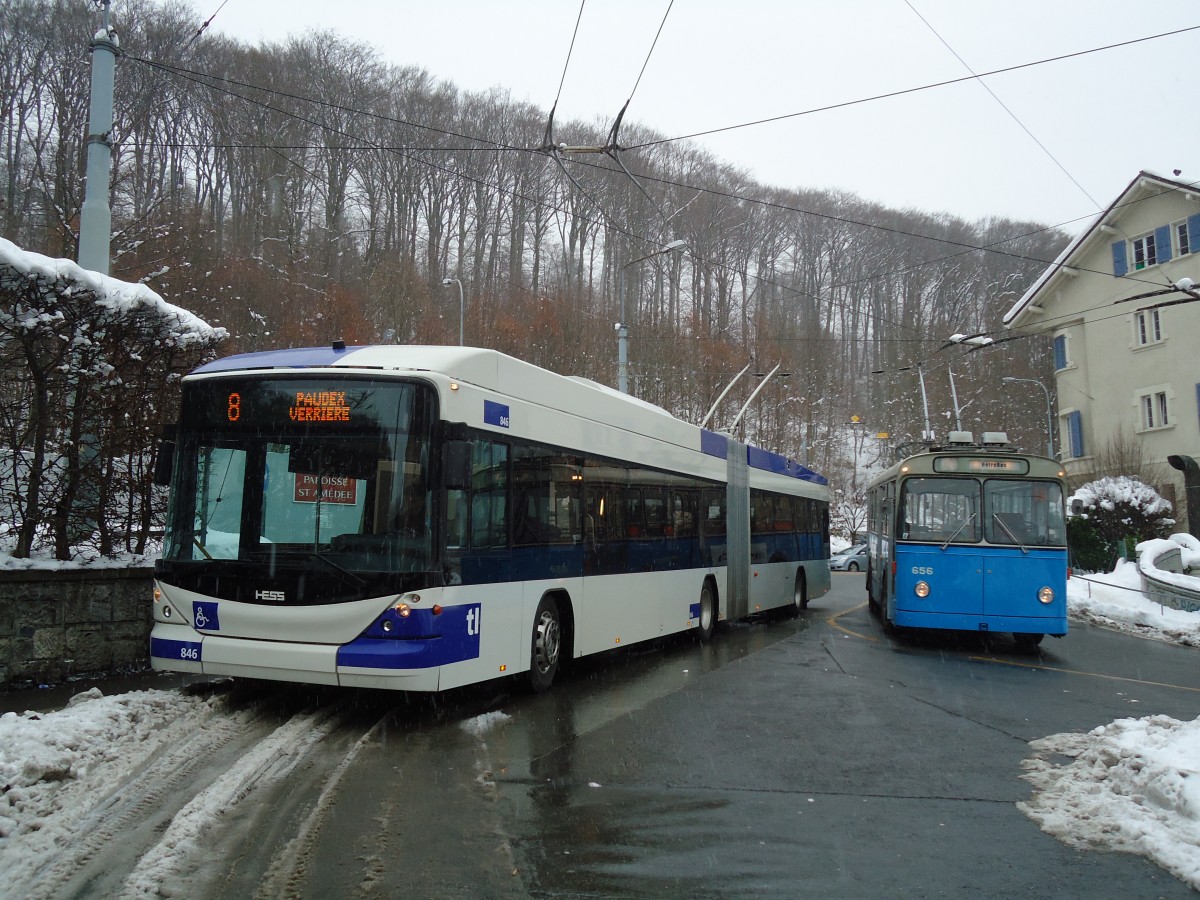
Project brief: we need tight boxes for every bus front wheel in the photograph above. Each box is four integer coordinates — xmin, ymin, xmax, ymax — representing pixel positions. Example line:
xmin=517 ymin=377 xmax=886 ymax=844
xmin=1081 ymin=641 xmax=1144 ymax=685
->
xmin=697 ymin=581 xmax=717 ymax=643
xmin=529 ymin=596 xmax=562 ymax=692
xmin=866 ymin=568 xmax=879 ymax=616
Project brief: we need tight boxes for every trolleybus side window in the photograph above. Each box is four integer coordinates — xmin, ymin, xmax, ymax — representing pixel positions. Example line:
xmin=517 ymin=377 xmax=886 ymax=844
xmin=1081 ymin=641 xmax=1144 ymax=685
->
xmin=447 ymin=439 xmax=508 ymax=550
xmin=511 ymin=445 xmax=581 ymax=545
xmin=644 ymin=489 xmax=668 ymax=536
xmin=901 ymin=477 xmax=980 ymax=543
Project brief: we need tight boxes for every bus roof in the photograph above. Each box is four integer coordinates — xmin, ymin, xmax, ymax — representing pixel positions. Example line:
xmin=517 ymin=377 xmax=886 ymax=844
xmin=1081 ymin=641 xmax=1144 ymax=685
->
xmin=189 ymin=344 xmax=829 ymax=487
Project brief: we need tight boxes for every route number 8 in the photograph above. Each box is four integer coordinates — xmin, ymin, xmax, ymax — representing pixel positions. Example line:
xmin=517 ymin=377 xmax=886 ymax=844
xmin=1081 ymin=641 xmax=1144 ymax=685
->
xmin=227 ymin=392 xmax=241 ymax=422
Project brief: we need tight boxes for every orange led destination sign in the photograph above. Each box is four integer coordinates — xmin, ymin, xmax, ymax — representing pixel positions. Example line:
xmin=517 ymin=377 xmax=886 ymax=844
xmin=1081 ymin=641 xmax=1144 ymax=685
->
xmin=289 ymin=390 xmax=351 ymax=423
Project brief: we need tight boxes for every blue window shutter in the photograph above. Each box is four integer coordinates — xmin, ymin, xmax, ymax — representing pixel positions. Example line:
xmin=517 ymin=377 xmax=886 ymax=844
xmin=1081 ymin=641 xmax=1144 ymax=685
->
xmin=1053 ymin=335 xmax=1067 ymax=370
xmin=1112 ymin=240 xmax=1128 ymax=276
xmin=1188 ymin=215 xmax=1200 ymax=253
xmin=1068 ymin=410 xmax=1083 ymax=458
xmin=1155 ymin=225 xmax=1172 ymax=263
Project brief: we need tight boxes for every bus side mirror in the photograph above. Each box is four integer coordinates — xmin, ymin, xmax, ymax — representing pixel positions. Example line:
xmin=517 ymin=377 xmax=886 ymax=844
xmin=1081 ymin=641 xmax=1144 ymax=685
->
xmin=444 ymin=440 xmax=472 ymax=490
xmin=153 ymin=441 xmax=175 ymax=487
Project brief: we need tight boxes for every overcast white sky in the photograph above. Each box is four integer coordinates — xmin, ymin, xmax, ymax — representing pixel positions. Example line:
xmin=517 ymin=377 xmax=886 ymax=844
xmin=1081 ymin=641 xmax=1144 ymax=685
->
xmin=194 ymin=0 xmax=1200 ymax=227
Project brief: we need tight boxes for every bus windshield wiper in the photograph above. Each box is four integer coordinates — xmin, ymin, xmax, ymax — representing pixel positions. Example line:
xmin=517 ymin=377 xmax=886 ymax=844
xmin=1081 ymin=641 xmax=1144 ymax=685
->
xmin=992 ymin=513 xmax=1029 ymax=554
xmin=308 ymin=550 xmax=368 ymax=589
xmin=940 ymin=512 xmax=976 ymax=550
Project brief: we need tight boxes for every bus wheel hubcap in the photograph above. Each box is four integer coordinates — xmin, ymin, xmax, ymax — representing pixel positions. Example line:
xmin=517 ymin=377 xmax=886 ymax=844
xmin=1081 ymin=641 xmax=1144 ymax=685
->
xmin=535 ymin=612 xmax=560 ymax=673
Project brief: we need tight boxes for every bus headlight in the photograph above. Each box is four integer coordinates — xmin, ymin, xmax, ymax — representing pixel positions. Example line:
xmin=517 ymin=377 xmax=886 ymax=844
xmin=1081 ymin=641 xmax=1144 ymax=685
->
xmin=1038 ymin=586 xmax=1054 ymax=604
xmin=914 ymin=580 xmax=930 ymax=598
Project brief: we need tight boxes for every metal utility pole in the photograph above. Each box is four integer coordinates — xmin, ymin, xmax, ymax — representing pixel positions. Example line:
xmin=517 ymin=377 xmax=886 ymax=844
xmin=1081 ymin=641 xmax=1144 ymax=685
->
xmin=78 ymin=0 xmax=118 ymax=274
xmin=442 ymin=277 xmax=464 ymax=346
xmin=617 ymin=240 xmax=686 ymax=393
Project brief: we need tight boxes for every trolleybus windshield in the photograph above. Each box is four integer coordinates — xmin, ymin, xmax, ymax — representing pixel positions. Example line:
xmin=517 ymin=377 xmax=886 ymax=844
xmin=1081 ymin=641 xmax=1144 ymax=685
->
xmin=161 ymin=377 xmax=436 ymax=602
xmin=900 ymin=475 xmax=1066 ymax=548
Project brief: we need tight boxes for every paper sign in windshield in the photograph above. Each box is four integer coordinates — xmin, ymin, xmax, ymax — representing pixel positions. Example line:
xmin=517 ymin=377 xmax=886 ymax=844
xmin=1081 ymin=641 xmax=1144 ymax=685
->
xmin=294 ymin=473 xmax=358 ymax=504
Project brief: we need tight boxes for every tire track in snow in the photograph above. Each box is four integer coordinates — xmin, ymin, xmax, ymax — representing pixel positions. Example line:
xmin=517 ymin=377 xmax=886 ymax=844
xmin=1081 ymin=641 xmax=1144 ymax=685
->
xmin=117 ymin=704 xmax=344 ymax=898
xmin=9 ymin=691 xmax=252 ymax=900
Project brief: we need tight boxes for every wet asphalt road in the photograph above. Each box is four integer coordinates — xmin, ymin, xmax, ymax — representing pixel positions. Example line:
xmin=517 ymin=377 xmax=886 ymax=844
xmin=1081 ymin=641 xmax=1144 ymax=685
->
xmin=443 ymin=573 xmax=1200 ymax=899
xmin=6 ymin=573 xmax=1199 ymax=898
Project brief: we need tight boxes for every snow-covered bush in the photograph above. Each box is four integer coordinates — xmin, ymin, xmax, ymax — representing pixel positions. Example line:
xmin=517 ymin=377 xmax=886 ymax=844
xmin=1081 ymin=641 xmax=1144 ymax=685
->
xmin=0 ymin=239 xmax=226 ymax=560
xmin=1067 ymin=476 xmax=1174 ymax=572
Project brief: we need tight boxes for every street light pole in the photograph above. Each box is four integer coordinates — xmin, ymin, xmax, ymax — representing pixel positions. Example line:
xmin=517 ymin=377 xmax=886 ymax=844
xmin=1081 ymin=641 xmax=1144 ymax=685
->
xmin=1002 ymin=376 xmax=1054 ymax=458
xmin=616 ymin=239 xmax=686 ymax=393
xmin=441 ymin=277 xmax=464 ymax=346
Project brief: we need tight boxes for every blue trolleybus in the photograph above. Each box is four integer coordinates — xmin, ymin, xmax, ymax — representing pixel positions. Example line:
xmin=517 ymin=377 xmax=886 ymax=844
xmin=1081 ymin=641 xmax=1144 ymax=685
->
xmin=151 ymin=345 xmax=831 ymax=691
xmin=864 ymin=432 xmax=1068 ymax=649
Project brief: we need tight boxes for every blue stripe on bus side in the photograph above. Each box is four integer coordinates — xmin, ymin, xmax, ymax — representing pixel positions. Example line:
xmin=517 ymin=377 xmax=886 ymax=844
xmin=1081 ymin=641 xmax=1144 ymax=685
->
xmin=700 ymin=429 xmax=727 ymax=458
xmin=338 ymin=603 xmax=482 ymax=670
xmin=746 ymin=445 xmax=829 ymax=485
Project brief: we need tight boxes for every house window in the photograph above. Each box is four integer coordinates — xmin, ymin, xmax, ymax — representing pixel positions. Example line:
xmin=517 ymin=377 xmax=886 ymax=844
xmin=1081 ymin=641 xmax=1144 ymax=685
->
xmin=1176 ymin=220 xmax=1191 ymax=256
xmin=1064 ymin=410 xmax=1084 ymax=459
xmin=1134 ymin=308 xmax=1163 ymax=346
xmin=1053 ymin=334 xmax=1069 ymax=370
xmin=1131 ymin=232 xmax=1157 ymax=270
xmin=1140 ymin=391 xmax=1170 ymax=430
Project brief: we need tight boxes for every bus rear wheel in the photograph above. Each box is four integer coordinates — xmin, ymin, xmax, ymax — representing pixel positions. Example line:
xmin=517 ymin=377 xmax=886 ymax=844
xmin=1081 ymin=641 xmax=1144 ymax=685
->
xmin=528 ymin=596 xmax=562 ymax=692
xmin=1013 ymin=632 xmax=1044 ymax=651
xmin=792 ymin=571 xmax=809 ymax=616
xmin=697 ymin=581 xmax=717 ymax=643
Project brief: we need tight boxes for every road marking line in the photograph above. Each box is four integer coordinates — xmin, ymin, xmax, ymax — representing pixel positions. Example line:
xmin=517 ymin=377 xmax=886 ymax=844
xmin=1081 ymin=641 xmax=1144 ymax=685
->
xmin=826 ymin=601 xmax=879 ymax=642
xmin=970 ymin=656 xmax=1200 ymax=693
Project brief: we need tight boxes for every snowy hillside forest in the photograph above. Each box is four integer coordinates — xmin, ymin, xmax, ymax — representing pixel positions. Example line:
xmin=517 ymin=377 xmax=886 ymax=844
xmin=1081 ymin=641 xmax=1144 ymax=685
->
xmin=0 ymin=0 xmax=1072 ymax=552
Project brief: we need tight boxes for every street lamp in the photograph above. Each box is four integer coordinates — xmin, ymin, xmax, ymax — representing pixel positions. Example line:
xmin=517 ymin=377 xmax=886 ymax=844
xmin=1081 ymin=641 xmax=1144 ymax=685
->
xmin=1002 ymin=376 xmax=1054 ymax=458
xmin=441 ymin=277 xmax=464 ymax=346
xmin=617 ymin=240 xmax=686 ymax=393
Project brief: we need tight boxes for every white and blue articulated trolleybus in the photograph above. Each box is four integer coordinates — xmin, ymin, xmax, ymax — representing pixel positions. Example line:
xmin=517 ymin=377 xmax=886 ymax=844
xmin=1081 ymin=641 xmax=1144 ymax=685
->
xmin=151 ymin=345 xmax=831 ymax=692
xmin=864 ymin=432 xmax=1068 ymax=649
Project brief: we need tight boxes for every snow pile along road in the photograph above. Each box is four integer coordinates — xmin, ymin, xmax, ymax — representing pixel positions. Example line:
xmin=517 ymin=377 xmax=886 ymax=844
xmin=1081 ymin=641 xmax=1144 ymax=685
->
xmin=1019 ymin=714 xmax=1200 ymax=890
xmin=1068 ymin=559 xmax=1200 ymax=647
xmin=0 ymin=687 xmax=218 ymax=889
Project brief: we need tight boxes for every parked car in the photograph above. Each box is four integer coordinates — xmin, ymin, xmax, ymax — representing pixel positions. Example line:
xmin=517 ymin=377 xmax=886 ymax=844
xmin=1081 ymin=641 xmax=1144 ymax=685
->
xmin=829 ymin=544 xmax=867 ymax=572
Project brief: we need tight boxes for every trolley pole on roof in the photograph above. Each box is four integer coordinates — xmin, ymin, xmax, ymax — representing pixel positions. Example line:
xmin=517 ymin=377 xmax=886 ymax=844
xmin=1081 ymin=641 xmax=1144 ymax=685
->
xmin=78 ymin=0 xmax=118 ymax=275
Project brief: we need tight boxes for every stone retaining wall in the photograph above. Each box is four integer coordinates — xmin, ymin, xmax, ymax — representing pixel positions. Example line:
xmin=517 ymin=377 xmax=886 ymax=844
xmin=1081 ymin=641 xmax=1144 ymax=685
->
xmin=0 ymin=567 xmax=154 ymax=688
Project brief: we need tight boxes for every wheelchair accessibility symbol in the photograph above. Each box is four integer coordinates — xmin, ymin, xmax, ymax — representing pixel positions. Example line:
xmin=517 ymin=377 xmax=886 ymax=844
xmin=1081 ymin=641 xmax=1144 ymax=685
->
xmin=193 ymin=601 xmax=220 ymax=631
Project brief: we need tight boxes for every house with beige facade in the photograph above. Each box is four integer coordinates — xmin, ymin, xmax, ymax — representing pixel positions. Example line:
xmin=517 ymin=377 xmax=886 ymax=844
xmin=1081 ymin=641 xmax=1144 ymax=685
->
xmin=1005 ymin=170 xmax=1200 ymax=536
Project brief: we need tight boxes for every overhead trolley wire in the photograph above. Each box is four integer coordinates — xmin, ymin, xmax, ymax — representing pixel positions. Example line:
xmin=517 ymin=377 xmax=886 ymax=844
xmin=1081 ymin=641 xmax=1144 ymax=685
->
xmin=124 ymin=53 xmax=1196 ymax=353
xmin=549 ymin=0 xmax=587 ymax=117
xmin=625 ymin=23 xmax=1200 ymax=152
xmin=626 ymin=0 xmax=674 ymax=106
xmin=904 ymin=0 xmax=1106 ymax=215
xmin=126 ymin=51 xmax=1180 ymax=296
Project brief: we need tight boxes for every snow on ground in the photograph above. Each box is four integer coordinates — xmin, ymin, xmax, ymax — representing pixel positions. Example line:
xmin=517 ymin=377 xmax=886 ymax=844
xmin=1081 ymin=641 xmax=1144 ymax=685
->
xmin=1019 ymin=543 xmax=1200 ymax=885
xmin=1068 ymin=557 xmax=1200 ymax=648
xmin=0 ymin=686 xmax=221 ymax=888
xmin=1019 ymin=714 xmax=1200 ymax=890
